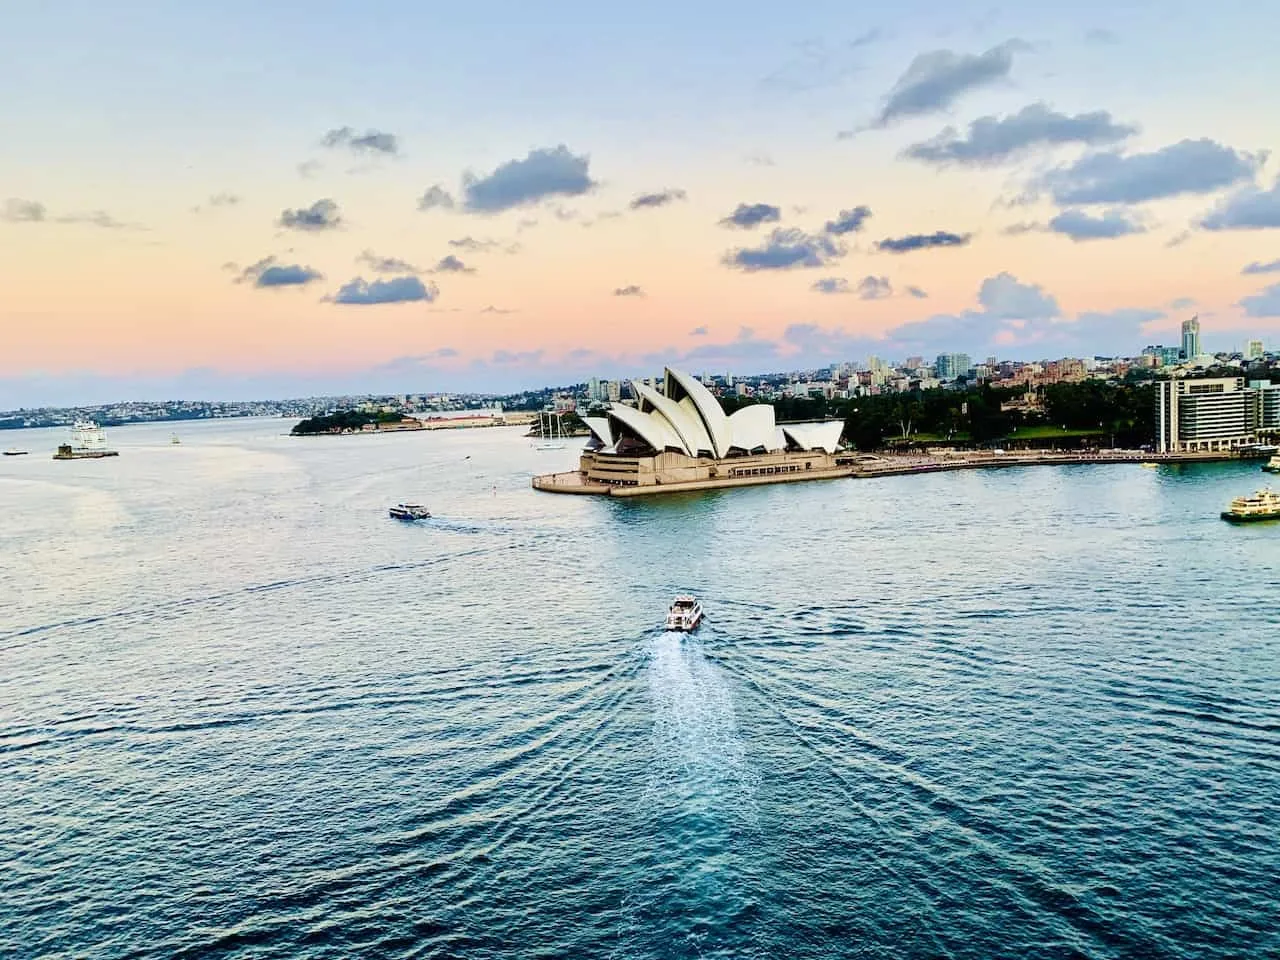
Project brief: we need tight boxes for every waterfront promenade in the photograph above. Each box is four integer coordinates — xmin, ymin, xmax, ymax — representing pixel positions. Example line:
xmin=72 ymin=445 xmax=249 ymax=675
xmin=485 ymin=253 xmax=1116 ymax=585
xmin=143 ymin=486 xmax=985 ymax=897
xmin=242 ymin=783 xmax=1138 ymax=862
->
xmin=533 ymin=448 xmax=1249 ymax=497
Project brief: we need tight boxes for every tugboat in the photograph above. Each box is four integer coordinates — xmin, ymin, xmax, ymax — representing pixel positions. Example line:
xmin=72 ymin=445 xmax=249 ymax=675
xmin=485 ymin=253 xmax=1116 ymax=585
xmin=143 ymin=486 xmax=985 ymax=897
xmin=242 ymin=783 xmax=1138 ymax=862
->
xmin=1220 ymin=488 xmax=1280 ymax=523
xmin=389 ymin=503 xmax=431 ymax=521
xmin=665 ymin=595 xmax=704 ymax=632
xmin=52 ymin=421 xmax=119 ymax=459
xmin=1263 ymin=454 xmax=1280 ymax=474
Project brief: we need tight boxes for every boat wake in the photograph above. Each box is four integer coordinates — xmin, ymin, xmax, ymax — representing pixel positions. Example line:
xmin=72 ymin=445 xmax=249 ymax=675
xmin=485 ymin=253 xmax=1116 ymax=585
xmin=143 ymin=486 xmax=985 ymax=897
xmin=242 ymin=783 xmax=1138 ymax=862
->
xmin=642 ymin=630 xmax=759 ymax=822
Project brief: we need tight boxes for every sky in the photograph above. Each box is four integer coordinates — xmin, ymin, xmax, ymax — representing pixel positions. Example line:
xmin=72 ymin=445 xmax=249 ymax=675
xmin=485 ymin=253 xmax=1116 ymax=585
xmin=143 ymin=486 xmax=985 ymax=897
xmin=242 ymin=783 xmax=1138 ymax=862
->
xmin=3 ymin=0 xmax=1280 ymax=405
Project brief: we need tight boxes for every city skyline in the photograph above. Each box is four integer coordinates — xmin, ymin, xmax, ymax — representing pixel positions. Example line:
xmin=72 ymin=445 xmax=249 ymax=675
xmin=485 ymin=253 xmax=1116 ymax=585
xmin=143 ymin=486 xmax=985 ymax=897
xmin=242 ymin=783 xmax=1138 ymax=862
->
xmin=5 ymin=1 xmax=1280 ymax=407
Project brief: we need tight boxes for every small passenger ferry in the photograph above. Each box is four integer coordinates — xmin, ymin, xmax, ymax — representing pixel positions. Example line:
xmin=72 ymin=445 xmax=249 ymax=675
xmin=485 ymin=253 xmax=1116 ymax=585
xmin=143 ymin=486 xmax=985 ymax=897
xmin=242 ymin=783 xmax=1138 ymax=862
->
xmin=389 ymin=503 xmax=431 ymax=521
xmin=1220 ymin=488 xmax=1280 ymax=523
xmin=665 ymin=595 xmax=704 ymax=632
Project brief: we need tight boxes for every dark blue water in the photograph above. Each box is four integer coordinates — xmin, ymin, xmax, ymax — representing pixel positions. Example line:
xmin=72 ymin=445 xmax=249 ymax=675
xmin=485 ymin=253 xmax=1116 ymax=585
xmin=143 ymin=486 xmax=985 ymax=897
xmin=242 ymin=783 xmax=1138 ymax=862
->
xmin=2 ymin=420 xmax=1277 ymax=959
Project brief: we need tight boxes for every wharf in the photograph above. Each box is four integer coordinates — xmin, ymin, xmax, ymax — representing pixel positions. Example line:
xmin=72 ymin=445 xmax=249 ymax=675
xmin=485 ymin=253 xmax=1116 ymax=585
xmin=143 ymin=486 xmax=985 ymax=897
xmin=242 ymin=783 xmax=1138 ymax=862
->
xmin=532 ymin=449 xmax=1247 ymax=497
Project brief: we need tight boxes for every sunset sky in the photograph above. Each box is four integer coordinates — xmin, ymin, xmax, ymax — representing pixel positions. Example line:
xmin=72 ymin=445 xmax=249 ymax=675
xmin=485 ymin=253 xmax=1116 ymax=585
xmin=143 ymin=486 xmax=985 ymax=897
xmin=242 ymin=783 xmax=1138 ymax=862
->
xmin=4 ymin=0 xmax=1280 ymax=405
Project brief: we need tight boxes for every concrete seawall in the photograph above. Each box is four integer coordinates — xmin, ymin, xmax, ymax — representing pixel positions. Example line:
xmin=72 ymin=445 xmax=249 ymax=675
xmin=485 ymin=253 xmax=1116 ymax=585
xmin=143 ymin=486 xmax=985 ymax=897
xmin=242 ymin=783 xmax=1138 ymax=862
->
xmin=532 ymin=449 xmax=1253 ymax=497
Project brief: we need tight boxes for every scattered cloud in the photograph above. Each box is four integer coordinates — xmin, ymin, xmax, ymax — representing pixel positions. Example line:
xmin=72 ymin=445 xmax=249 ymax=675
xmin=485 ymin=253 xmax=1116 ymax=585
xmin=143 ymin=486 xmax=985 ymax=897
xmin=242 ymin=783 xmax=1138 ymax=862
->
xmin=432 ymin=255 xmax=474 ymax=274
xmin=906 ymin=285 xmax=929 ymax=299
xmin=278 ymin=198 xmax=342 ymax=231
xmin=745 ymin=151 xmax=775 ymax=167
xmin=321 ymin=126 xmax=400 ymax=156
xmin=58 ymin=211 xmax=136 ymax=229
xmin=759 ymin=31 xmax=881 ymax=94
xmin=1239 ymin=283 xmax=1280 ymax=318
xmin=357 ymin=250 xmax=420 ymax=274
xmin=1199 ymin=176 xmax=1280 ymax=231
xmin=630 ymin=188 xmax=687 ymax=210
xmin=491 ymin=349 xmax=544 ymax=365
xmin=874 ymin=40 xmax=1027 ymax=127
xmin=811 ymin=278 xmax=851 ymax=295
xmin=480 ymin=305 xmax=517 ymax=314
xmin=2 ymin=198 xmax=47 ymax=222
xmin=192 ymin=192 xmax=241 ymax=213
xmin=327 ymin=276 xmax=437 ymax=305
xmin=903 ymin=102 xmax=1136 ymax=166
xmin=1084 ymin=28 xmax=1119 ymax=44
xmin=1169 ymin=296 xmax=1197 ymax=309
xmin=1243 ymin=258 xmax=1280 ymax=275
xmin=613 ymin=285 xmax=645 ymax=297
xmin=448 ymin=236 xmax=520 ymax=254
xmin=418 ymin=184 xmax=456 ymax=211
xmin=1032 ymin=139 xmax=1263 ymax=206
xmin=877 ymin=230 xmax=971 ymax=253
xmin=979 ymin=272 xmax=1060 ymax=319
xmin=462 ymin=145 xmax=595 ymax=213
xmin=824 ymin=205 xmax=872 ymax=235
xmin=297 ymin=160 xmax=322 ymax=179
xmin=723 ymin=228 xmax=844 ymax=271
xmin=689 ymin=325 xmax=709 ymax=336
xmin=237 ymin=256 xmax=323 ymax=288
xmin=885 ymin=271 xmax=1165 ymax=357
xmin=857 ymin=275 xmax=894 ymax=299
xmin=1047 ymin=207 xmax=1146 ymax=241
xmin=720 ymin=202 xmax=783 ymax=229
xmin=3 ymin=199 xmax=140 ymax=229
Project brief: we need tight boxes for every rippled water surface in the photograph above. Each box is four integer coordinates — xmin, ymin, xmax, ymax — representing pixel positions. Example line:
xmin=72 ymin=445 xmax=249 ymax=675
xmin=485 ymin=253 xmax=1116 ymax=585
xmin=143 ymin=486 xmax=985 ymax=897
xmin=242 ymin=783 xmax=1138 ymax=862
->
xmin=2 ymin=420 xmax=1277 ymax=959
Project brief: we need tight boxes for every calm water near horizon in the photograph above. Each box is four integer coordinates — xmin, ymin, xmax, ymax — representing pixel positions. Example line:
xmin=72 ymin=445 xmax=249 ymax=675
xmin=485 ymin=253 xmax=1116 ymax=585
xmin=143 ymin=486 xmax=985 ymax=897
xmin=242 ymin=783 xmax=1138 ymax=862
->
xmin=2 ymin=418 xmax=1277 ymax=959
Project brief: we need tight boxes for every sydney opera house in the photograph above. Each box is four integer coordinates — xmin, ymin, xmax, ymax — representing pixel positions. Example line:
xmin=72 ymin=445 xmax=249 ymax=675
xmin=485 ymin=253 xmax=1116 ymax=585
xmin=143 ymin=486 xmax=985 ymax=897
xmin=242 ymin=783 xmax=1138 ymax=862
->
xmin=535 ymin=366 xmax=850 ymax=495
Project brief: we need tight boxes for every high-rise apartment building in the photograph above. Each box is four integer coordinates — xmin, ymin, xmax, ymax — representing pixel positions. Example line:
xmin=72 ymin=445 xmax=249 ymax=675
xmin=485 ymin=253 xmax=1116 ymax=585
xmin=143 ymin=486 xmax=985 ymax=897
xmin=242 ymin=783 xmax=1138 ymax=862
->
xmin=1246 ymin=339 xmax=1265 ymax=360
xmin=1180 ymin=315 xmax=1201 ymax=360
xmin=935 ymin=353 xmax=972 ymax=380
xmin=1153 ymin=376 xmax=1280 ymax=452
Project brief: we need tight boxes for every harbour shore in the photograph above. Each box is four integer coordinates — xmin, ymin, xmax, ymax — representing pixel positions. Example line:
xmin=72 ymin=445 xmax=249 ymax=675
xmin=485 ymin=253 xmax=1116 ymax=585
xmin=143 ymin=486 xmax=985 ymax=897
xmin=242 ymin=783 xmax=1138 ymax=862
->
xmin=533 ymin=448 xmax=1253 ymax=497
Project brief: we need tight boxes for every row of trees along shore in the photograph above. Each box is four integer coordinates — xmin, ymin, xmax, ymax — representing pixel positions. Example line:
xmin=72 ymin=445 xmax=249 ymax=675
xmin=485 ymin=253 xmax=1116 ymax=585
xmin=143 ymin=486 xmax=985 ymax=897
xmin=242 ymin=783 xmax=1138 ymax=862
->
xmin=720 ymin=379 xmax=1159 ymax=452
xmin=291 ymin=410 xmax=403 ymax=435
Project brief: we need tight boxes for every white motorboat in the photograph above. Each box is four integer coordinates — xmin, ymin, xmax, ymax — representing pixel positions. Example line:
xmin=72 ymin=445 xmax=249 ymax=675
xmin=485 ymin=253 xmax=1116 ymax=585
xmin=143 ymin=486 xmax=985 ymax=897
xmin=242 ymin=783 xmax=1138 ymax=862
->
xmin=665 ymin=595 xmax=704 ymax=632
xmin=389 ymin=503 xmax=431 ymax=521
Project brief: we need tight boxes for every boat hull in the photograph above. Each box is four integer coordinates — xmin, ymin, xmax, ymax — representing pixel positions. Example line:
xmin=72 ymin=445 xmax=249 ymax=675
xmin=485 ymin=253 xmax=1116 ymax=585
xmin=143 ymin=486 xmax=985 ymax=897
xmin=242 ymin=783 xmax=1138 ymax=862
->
xmin=1220 ymin=511 xmax=1280 ymax=523
xmin=389 ymin=508 xmax=431 ymax=521
xmin=665 ymin=611 xmax=704 ymax=632
xmin=53 ymin=450 xmax=119 ymax=459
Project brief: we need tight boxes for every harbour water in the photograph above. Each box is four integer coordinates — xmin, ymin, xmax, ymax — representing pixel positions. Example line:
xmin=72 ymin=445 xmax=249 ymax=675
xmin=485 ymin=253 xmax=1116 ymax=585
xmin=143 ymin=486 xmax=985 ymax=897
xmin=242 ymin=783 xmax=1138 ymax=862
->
xmin=1 ymin=419 xmax=1277 ymax=959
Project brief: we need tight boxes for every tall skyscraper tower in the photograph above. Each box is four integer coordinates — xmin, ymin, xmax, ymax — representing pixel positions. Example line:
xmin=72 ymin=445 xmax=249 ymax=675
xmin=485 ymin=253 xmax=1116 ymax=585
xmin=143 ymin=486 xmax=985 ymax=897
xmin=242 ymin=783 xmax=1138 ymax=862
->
xmin=1181 ymin=315 xmax=1201 ymax=360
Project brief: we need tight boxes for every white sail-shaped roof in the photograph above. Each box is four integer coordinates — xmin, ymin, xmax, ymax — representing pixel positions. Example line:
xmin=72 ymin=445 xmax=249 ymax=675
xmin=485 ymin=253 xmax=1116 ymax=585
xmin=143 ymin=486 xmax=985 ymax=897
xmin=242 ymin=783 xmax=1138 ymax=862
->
xmin=585 ymin=366 xmax=840 ymax=459
xmin=664 ymin=368 xmax=731 ymax=458
xmin=582 ymin=416 xmax=615 ymax=450
xmin=632 ymin=381 xmax=715 ymax=457
xmin=607 ymin=402 xmax=688 ymax=454
xmin=727 ymin=404 xmax=778 ymax=453
xmin=781 ymin=421 xmax=845 ymax=453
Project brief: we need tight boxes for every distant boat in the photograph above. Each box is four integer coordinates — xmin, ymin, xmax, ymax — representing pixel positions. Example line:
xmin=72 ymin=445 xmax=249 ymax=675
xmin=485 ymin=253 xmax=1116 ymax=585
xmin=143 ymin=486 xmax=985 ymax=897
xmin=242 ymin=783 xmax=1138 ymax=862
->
xmin=665 ymin=595 xmax=704 ymax=632
xmin=389 ymin=503 xmax=431 ymax=521
xmin=53 ymin=421 xmax=118 ymax=460
xmin=170 ymin=433 xmax=181 ymax=445
xmin=532 ymin=409 xmax=566 ymax=450
xmin=1263 ymin=454 xmax=1280 ymax=474
xmin=3 ymin=448 xmax=28 ymax=457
